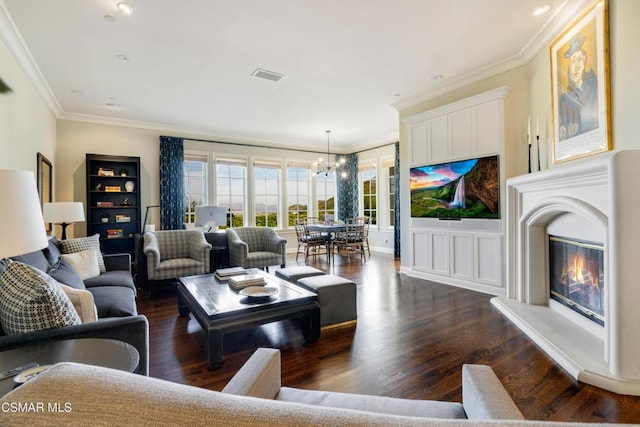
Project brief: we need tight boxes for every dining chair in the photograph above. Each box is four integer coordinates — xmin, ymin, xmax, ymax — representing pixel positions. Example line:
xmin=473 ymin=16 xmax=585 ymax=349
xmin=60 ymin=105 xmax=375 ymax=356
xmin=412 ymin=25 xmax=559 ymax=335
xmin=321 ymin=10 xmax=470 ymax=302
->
xmin=351 ymin=216 xmax=371 ymax=258
xmin=332 ymin=222 xmax=365 ymax=264
xmin=295 ymin=221 xmax=328 ymax=263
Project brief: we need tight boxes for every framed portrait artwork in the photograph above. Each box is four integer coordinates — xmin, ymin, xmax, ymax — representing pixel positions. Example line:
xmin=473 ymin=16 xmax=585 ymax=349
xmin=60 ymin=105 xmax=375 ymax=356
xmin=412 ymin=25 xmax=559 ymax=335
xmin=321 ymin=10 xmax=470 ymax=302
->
xmin=550 ymin=0 xmax=610 ymax=164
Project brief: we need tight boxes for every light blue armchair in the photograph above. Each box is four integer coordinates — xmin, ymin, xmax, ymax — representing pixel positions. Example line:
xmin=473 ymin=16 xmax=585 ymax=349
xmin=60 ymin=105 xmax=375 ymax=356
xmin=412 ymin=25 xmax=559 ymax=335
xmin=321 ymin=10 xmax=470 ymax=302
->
xmin=226 ymin=227 xmax=286 ymax=271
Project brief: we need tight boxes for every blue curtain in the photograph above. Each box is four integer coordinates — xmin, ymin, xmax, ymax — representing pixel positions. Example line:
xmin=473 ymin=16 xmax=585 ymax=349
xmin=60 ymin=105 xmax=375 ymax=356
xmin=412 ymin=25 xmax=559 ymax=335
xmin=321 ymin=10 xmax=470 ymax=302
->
xmin=159 ymin=136 xmax=184 ymax=230
xmin=337 ymin=153 xmax=358 ymax=221
xmin=394 ymin=142 xmax=401 ymax=258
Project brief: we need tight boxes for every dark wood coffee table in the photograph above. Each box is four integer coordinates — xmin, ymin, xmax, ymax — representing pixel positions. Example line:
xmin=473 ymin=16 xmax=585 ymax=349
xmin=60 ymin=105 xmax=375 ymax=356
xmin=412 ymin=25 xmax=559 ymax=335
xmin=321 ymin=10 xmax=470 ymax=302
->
xmin=177 ymin=269 xmax=320 ymax=368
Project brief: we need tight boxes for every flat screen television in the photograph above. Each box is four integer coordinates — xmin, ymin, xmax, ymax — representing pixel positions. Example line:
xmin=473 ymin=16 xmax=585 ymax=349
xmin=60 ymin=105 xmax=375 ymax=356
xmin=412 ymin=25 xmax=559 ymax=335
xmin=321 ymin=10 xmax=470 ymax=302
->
xmin=410 ymin=155 xmax=500 ymax=219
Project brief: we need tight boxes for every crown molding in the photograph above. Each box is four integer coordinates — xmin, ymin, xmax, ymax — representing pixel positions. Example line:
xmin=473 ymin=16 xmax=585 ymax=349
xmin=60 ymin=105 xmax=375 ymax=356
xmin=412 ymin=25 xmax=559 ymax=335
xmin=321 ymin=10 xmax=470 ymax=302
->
xmin=392 ymin=0 xmax=593 ymax=112
xmin=0 ymin=1 xmax=61 ymax=116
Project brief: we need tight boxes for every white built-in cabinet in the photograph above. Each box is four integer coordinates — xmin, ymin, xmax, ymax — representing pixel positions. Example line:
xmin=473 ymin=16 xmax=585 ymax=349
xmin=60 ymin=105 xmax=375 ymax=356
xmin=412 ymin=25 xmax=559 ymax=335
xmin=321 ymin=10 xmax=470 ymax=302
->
xmin=404 ymin=86 xmax=509 ymax=295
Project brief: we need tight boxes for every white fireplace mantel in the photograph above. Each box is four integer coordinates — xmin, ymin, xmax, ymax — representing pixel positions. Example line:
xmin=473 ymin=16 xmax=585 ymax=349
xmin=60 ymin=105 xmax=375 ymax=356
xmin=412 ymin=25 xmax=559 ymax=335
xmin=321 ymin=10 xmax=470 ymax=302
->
xmin=492 ymin=150 xmax=640 ymax=395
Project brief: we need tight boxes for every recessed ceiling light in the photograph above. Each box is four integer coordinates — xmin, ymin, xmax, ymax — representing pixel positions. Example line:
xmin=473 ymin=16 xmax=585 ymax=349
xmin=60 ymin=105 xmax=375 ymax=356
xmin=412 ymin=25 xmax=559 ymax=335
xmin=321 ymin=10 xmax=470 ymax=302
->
xmin=393 ymin=93 xmax=401 ymax=97
xmin=117 ymin=54 xmax=129 ymax=62
xmin=71 ymin=89 xmax=88 ymax=96
xmin=117 ymin=2 xmax=133 ymax=15
xmin=104 ymin=14 xmax=116 ymax=22
xmin=105 ymin=102 xmax=120 ymax=109
xmin=430 ymin=74 xmax=444 ymax=81
xmin=532 ymin=4 xmax=551 ymax=16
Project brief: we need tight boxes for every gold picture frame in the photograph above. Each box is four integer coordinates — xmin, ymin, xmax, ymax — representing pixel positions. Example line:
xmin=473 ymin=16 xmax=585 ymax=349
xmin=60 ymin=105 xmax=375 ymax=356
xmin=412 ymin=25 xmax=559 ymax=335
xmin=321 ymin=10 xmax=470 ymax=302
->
xmin=550 ymin=0 xmax=610 ymax=164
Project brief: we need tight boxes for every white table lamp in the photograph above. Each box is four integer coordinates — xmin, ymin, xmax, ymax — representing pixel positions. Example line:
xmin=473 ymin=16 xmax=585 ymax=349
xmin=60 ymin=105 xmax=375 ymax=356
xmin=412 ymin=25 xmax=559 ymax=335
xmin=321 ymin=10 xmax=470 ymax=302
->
xmin=43 ymin=202 xmax=85 ymax=240
xmin=0 ymin=169 xmax=49 ymax=259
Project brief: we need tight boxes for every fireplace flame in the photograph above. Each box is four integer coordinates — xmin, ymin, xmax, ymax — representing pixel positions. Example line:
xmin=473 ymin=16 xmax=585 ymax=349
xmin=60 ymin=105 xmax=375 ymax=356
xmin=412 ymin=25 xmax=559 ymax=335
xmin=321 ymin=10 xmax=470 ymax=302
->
xmin=562 ymin=254 xmax=599 ymax=290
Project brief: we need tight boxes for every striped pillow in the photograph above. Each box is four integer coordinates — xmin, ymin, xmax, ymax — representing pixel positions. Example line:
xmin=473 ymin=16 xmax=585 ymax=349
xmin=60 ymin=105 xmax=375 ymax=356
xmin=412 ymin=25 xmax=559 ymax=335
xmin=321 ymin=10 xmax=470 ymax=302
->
xmin=60 ymin=234 xmax=106 ymax=273
xmin=0 ymin=260 xmax=81 ymax=335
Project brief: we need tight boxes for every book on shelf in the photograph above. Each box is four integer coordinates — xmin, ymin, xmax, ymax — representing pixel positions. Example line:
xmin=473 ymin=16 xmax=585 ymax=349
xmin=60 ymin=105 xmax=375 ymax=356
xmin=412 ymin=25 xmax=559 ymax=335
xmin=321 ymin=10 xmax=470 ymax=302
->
xmin=228 ymin=273 xmax=266 ymax=290
xmin=96 ymin=201 xmax=113 ymax=208
xmin=107 ymin=229 xmax=124 ymax=239
xmin=105 ymin=186 xmax=121 ymax=192
xmin=214 ymin=266 xmax=247 ymax=282
xmin=115 ymin=214 xmax=131 ymax=223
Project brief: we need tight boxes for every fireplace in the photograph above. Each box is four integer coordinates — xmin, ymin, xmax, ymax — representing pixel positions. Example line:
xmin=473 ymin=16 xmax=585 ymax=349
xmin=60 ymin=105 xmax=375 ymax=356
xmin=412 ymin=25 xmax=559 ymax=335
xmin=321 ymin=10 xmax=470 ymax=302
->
xmin=492 ymin=151 xmax=640 ymax=395
xmin=549 ymin=235 xmax=604 ymax=326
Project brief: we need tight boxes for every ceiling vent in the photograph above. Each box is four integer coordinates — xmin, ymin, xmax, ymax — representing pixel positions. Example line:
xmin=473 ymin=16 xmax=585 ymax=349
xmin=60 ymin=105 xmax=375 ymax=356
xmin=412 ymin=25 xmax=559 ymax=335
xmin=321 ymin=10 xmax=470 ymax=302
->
xmin=251 ymin=68 xmax=285 ymax=82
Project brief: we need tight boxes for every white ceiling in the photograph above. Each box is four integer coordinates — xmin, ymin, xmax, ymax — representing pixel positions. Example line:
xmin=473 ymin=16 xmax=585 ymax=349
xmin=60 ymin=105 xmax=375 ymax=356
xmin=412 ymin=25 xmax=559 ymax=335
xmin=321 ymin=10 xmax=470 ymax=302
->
xmin=1 ymin=0 xmax=579 ymax=151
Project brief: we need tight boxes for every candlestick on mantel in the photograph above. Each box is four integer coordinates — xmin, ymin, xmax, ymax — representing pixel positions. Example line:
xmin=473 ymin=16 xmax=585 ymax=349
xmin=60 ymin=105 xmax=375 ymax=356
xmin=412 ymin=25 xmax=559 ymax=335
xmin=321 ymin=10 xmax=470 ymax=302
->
xmin=528 ymin=115 xmax=532 ymax=173
xmin=537 ymin=135 xmax=541 ymax=171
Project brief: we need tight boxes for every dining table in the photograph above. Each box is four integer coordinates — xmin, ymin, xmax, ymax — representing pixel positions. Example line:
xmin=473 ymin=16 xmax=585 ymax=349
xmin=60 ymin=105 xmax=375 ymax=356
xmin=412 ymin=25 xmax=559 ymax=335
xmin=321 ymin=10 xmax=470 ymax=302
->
xmin=305 ymin=223 xmax=347 ymax=263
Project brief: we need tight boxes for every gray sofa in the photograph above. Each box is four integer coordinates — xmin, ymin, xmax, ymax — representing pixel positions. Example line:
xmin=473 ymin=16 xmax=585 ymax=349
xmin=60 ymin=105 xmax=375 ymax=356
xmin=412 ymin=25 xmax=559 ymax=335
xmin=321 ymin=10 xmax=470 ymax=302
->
xmin=0 ymin=348 xmax=615 ymax=426
xmin=0 ymin=237 xmax=149 ymax=375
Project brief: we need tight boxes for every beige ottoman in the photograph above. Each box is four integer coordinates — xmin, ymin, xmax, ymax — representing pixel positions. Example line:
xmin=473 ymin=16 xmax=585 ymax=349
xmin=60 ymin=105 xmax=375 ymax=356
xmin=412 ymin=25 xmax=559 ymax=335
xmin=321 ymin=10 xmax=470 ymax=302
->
xmin=275 ymin=266 xmax=325 ymax=283
xmin=296 ymin=274 xmax=357 ymax=327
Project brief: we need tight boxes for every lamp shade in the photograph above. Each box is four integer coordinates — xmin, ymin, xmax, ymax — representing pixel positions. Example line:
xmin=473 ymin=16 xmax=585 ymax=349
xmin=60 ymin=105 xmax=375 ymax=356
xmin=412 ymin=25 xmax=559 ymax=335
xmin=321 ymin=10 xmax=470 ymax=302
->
xmin=43 ymin=202 xmax=85 ymax=224
xmin=0 ymin=169 xmax=49 ymax=259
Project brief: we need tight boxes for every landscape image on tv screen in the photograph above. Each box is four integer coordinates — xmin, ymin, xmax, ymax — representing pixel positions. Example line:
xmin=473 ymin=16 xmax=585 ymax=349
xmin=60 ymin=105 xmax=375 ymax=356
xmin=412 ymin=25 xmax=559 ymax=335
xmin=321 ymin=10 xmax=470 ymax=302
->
xmin=410 ymin=155 xmax=499 ymax=219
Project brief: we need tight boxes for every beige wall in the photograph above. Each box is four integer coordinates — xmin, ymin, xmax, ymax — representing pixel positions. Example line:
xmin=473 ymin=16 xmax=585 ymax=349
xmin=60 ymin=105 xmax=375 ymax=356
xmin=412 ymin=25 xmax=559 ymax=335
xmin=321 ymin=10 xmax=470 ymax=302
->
xmin=0 ymin=38 xmax=56 ymax=175
xmin=606 ymin=0 xmax=640 ymax=152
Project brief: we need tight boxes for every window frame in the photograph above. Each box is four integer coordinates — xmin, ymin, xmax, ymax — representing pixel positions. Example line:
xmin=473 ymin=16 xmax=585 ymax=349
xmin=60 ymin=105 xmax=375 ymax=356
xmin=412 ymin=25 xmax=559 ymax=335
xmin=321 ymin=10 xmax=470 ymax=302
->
xmin=286 ymin=162 xmax=312 ymax=227
xmin=359 ymin=163 xmax=377 ymax=226
xmin=253 ymin=159 xmax=281 ymax=228
xmin=183 ymin=153 xmax=209 ymax=225
xmin=215 ymin=157 xmax=248 ymax=228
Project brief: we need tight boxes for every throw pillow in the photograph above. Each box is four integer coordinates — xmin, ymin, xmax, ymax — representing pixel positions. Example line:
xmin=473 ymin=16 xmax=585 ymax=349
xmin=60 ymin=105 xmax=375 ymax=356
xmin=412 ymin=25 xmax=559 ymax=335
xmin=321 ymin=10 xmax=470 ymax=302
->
xmin=57 ymin=283 xmax=98 ymax=323
xmin=60 ymin=234 xmax=106 ymax=273
xmin=42 ymin=236 xmax=63 ymax=266
xmin=47 ymin=258 xmax=86 ymax=290
xmin=61 ymin=249 xmax=100 ymax=281
xmin=0 ymin=260 xmax=81 ymax=335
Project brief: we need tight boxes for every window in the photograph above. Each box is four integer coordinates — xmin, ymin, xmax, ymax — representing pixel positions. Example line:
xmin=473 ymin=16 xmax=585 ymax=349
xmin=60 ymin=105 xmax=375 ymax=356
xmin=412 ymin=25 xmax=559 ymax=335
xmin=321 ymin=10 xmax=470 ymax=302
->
xmin=388 ymin=165 xmax=395 ymax=227
xmin=287 ymin=164 xmax=310 ymax=226
xmin=216 ymin=158 xmax=246 ymax=227
xmin=361 ymin=167 xmax=377 ymax=225
xmin=254 ymin=161 xmax=280 ymax=227
xmin=316 ymin=172 xmax=336 ymax=221
xmin=183 ymin=154 xmax=208 ymax=224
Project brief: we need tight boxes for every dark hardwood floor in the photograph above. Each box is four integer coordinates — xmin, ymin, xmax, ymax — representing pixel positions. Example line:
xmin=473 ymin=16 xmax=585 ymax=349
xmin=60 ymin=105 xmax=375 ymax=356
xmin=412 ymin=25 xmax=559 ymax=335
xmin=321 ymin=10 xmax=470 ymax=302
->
xmin=136 ymin=253 xmax=640 ymax=423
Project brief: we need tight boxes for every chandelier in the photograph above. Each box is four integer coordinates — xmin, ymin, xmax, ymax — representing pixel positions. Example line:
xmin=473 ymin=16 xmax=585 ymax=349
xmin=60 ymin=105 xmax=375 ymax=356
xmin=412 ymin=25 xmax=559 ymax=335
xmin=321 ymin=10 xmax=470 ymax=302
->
xmin=316 ymin=130 xmax=347 ymax=178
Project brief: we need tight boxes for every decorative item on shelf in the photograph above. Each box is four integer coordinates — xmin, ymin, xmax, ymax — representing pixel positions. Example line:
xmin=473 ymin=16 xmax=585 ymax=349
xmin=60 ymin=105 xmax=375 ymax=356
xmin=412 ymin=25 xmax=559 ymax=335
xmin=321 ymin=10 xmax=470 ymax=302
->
xmin=96 ymin=201 xmax=114 ymax=208
xmin=94 ymin=183 xmax=102 ymax=191
xmin=120 ymin=198 xmax=133 ymax=207
xmin=97 ymin=168 xmax=114 ymax=177
xmin=105 ymin=185 xmax=121 ymax=192
xmin=100 ymin=212 xmax=109 ymax=223
xmin=107 ymin=229 xmax=124 ymax=239
xmin=119 ymin=168 xmax=128 ymax=177
xmin=124 ymin=181 xmax=134 ymax=192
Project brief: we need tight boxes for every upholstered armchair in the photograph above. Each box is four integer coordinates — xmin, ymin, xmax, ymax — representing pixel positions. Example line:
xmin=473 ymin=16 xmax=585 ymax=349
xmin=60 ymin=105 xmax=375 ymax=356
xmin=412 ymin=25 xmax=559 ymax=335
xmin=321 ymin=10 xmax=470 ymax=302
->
xmin=226 ymin=227 xmax=286 ymax=271
xmin=143 ymin=230 xmax=211 ymax=297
